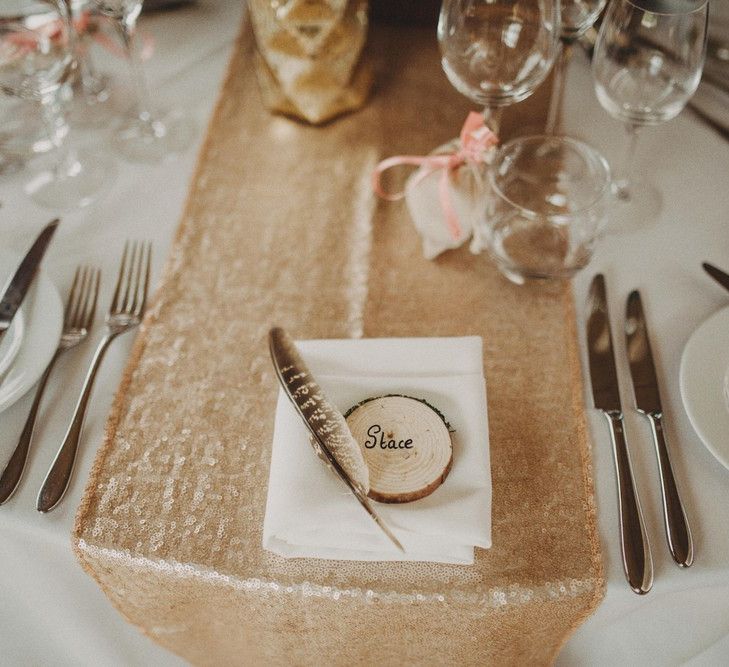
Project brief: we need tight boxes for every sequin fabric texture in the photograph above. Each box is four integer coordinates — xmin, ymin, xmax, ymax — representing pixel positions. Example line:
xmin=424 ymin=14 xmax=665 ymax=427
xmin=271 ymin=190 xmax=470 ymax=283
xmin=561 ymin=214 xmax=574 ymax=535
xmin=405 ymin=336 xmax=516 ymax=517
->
xmin=73 ymin=22 xmax=604 ymax=667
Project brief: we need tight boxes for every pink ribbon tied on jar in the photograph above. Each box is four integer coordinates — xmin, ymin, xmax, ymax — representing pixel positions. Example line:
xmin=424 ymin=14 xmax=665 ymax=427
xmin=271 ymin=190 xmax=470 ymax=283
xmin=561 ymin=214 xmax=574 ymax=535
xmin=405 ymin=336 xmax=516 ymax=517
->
xmin=372 ymin=112 xmax=499 ymax=241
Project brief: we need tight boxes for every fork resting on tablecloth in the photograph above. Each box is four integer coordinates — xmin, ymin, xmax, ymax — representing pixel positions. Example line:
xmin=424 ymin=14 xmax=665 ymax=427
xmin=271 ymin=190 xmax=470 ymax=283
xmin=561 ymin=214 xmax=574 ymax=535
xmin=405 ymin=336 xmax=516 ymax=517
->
xmin=37 ymin=241 xmax=151 ymax=513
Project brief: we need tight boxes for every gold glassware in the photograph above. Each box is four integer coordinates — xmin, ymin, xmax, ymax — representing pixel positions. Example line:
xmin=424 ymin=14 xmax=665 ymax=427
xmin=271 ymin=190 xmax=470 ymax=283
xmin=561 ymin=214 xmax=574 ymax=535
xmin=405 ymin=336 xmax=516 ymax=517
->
xmin=249 ymin=0 xmax=372 ymax=124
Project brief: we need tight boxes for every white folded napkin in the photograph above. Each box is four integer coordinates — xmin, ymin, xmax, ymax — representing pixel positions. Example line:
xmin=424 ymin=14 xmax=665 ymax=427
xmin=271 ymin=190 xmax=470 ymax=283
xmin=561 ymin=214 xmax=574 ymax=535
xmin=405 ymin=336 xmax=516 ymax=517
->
xmin=262 ymin=336 xmax=492 ymax=564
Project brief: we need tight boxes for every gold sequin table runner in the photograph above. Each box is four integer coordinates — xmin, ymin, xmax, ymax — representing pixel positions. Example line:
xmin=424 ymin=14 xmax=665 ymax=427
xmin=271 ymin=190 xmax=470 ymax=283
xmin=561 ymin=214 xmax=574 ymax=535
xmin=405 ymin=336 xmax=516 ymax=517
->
xmin=73 ymin=22 xmax=604 ymax=666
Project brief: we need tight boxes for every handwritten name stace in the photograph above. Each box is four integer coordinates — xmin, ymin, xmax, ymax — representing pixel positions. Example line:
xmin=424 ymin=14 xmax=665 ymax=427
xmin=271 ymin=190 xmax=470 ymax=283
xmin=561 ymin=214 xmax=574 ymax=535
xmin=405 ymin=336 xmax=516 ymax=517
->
xmin=364 ymin=424 xmax=414 ymax=450
xmin=345 ymin=395 xmax=452 ymax=503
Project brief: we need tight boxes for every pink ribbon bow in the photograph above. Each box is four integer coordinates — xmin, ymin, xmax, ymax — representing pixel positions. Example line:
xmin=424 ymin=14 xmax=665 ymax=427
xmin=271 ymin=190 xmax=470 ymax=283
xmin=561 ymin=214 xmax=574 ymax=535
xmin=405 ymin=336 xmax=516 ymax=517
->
xmin=372 ymin=112 xmax=499 ymax=241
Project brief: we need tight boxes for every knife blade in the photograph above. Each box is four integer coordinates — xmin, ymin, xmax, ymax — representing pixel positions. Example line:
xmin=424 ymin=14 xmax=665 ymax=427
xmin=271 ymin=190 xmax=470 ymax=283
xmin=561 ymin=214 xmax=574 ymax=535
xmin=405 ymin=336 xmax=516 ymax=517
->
xmin=702 ymin=262 xmax=729 ymax=293
xmin=586 ymin=275 xmax=653 ymax=594
xmin=586 ymin=274 xmax=622 ymax=412
xmin=268 ymin=327 xmax=404 ymax=552
xmin=0 ymin=219 xmax=59 ymax=343
xmin=625 ymin=290 xmax=693 ymax=567
xmin=625 ymin=291 xmax=662 ymax=415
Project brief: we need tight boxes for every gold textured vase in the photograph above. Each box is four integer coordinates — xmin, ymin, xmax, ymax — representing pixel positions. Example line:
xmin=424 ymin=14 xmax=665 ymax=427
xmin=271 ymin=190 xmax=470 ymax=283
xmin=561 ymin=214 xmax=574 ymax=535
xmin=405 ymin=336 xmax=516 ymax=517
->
xmin=249 ymin=0 xmax=372 ymax=124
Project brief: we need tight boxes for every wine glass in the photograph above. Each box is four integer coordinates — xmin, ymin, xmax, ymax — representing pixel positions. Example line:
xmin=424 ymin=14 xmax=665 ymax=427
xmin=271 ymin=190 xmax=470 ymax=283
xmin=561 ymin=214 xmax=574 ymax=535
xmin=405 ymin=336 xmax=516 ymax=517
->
xmin=90 ymin=0 xmax=192 ymax=162
xmin=0 ymin=0 xmax=116 ymax=209
xmin=592 ymin=0 xmax=708 ymax=218
xmin=545 ymin=0 xmax=607 ymax=134
xmin=437 ymin=0 xmax=561 ymax=135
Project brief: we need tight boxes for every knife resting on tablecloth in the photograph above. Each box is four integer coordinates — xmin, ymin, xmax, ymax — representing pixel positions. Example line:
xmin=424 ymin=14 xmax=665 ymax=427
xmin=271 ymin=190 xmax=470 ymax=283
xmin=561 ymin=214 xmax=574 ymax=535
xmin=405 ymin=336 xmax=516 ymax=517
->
xmin=625 ymin=290 xmax=693 ymax=567
xmin=586 ymin=275 xmax=653 ymax=595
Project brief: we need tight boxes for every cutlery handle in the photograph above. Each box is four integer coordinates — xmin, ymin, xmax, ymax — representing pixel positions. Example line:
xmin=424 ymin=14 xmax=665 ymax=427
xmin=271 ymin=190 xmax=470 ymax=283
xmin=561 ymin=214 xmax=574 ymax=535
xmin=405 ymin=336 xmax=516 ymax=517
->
xmin=648 ymin=414 xmax=694 ymax=567
xmin=37 ymin=333 xmax=116 ymax=513
xmin=606 ymin=413 xmax=653 ymax=595
xmin=0 ymin=350 xmax=61 ymax=504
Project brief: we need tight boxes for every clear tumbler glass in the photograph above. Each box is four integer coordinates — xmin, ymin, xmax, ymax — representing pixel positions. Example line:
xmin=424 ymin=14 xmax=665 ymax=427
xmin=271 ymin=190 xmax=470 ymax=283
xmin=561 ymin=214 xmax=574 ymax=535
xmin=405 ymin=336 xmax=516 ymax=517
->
xmin=484 ymin=135 xmax=611 ymax=283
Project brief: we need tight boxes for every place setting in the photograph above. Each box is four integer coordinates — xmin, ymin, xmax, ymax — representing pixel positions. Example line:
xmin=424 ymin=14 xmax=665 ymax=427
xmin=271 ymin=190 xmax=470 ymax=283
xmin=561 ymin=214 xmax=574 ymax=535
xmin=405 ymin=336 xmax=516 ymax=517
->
xmin=2 ymin=0 xmax=729 ymax=665
xmin=0 ymin=220 xmax=152 ymax=507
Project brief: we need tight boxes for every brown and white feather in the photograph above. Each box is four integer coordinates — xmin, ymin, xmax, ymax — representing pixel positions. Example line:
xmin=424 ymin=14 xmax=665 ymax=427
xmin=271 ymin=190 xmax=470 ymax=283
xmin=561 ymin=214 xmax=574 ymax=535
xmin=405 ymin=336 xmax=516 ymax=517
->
xmin=268 ymin=327 xmax=370 ymax=494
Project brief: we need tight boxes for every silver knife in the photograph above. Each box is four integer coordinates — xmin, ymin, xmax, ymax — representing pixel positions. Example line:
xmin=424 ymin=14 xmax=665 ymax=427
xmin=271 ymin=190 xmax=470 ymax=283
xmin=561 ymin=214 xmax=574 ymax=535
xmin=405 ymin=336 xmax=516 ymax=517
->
xmin=586 ymin=275 xmax=653 ymax=594
xmin=268 ymin=327 xmax=404 ymax=552
xmin=702 ymin=262 xmax=729 ymax=293
xmin=0 ymin=219 xmax=59 ymax=344
xmin=625 ymin=290 xmax=694 ymax=567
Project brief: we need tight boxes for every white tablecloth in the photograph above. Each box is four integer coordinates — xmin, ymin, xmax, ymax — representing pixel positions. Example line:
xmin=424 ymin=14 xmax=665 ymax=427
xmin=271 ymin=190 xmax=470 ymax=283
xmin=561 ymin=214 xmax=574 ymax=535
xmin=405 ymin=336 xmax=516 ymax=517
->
xmin=1 ymin=2 xmax=728 ymax=665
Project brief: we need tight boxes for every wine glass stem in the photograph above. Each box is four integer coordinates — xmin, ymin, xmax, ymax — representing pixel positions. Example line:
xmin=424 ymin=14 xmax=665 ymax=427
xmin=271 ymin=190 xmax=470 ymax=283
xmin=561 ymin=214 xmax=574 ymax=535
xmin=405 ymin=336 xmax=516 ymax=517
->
xmin=546 ymin=40 xmax=573 ymax=135
xmin=115 ymin=18 xmax=155 ymax=126
xmin=484 ymin=106 xmax=503 ymax=136
xmin=615 ymin=123 xmax=640 ymax=201
xmin=78 ymin=35 xmax=101 ymax=92
xmin=40 ymin=92 xmax=77 ymax=179
xmin=67 ymin=4 xmax=96 ymax=91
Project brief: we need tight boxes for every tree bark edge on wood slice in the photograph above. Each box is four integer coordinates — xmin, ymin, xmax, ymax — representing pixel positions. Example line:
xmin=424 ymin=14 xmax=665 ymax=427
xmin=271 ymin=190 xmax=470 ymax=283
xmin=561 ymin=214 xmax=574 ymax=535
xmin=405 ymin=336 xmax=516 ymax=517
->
xmin=345 ymin=395 xmax=453 ymax=503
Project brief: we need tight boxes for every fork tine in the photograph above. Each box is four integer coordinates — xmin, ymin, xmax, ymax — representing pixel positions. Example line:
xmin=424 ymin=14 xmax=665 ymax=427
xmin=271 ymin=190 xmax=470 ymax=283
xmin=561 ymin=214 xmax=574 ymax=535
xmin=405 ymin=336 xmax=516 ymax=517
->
xmin=136 ymin=242 xmax=151 ymax=317
xmin=111 ymin=242 xmax=130 ymax=314
xmin=128 ymin=242 xmax=141 ymax=314
xmin=133 ymin=243 xmax=146 ymax=318
xmin=122 ymin=241 xmax=139 ymax=313
xmin=69 ymin=267 xmax=90 ymax=330
xmin=63 ymin=267 xmax=82 ymax=328
xmin=84 ymin=268 xmax=100 ymax=330
xmin=74 ymin=266 xmax=95 ymax=330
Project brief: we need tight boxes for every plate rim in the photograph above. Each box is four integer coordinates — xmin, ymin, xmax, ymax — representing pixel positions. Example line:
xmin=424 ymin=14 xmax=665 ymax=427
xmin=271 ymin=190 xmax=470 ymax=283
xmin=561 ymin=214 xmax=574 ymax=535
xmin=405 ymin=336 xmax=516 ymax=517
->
xmin=679 ymin=305 xmax=729 ymax=472
xmin=0 ymin=308 xmax=25 ymax=380
xmin=0 ymin=250 xmax=62 ymax=413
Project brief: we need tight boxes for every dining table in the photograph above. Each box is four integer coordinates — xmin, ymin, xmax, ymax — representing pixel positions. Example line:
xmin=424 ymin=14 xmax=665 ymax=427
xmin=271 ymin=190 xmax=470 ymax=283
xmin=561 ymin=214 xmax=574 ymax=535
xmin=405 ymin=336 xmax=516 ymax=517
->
xmin=1 ymin=1 xmax=729 ymax=665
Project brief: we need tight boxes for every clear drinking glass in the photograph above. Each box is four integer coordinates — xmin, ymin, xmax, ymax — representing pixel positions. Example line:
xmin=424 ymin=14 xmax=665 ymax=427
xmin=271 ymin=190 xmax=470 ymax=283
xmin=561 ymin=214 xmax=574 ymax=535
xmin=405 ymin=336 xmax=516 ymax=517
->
xmin=90 ymin=0 xmax=192 ymax=162
xmin=437 ymin=0 xmax=561 ymax=134
xmin=484 ymin=135 xmax=611 ymax=283
xmin=592 ymin=0 xmax=708 ymax=214
xmin=545 ymin=0 xmax=606 ymax=133
xmin=0 ymin=0 xmax=115 ymax=209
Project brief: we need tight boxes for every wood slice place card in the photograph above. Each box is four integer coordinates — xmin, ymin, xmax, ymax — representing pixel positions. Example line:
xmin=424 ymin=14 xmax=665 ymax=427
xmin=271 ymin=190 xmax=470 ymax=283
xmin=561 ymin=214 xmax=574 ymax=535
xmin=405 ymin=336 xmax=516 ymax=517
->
xmin=345 ymin=395 xmax=453 ymax=503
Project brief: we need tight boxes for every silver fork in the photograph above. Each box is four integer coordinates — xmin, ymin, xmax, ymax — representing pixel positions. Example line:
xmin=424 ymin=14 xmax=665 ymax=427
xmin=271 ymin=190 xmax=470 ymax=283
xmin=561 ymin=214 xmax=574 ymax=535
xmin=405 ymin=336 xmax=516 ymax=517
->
xmin=0 ymin=266 xmax=100 ymax=505
xmin=37 ymin=241 xmax=151 ymax=513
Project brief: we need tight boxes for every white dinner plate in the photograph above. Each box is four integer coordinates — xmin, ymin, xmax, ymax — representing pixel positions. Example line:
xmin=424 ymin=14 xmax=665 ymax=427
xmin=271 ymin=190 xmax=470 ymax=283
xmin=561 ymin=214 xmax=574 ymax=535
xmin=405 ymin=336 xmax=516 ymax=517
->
xmin=680 ymin=306 xmax=729 ymax=472
xmin=0 ymin=250 xmax=63 ymax=414
xmin=0 ymin=309 xmax=24 ymax=382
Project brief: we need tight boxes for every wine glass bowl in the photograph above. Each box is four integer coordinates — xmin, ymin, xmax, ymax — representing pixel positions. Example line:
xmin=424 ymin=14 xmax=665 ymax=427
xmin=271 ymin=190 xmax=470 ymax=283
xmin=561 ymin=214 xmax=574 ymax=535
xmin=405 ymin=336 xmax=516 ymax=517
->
xmin=438 ymin=0 xmax=561 ymax=110
xmin=593 ymin=1 xmax=708 ymax=126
